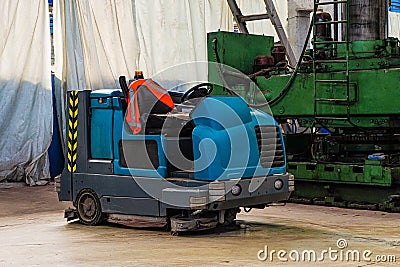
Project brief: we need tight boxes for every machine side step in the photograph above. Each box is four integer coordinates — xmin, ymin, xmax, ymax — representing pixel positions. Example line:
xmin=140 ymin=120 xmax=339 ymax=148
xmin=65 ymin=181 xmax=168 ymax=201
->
xmin=314 ymin=59 xmax=347 ymax=63
xmin=170 ymin=170 xmax=195 ymax=179
xmin=315 ymin=116 xmax=349 ymax=120
xmin=314 ymin=41 xmax=347 ymax=45
xmin=315 ymin=98 xmax=350 ymax=102
xmin=108 ymin=214 xmax=168 ymax=228
xmin=315 ymin=79 xmax=348 ymax=83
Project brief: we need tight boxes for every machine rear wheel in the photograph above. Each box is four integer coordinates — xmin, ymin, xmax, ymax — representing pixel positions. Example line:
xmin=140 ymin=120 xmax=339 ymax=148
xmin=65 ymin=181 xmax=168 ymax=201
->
xmin=76 ymin=189 xmax=104 ymax=225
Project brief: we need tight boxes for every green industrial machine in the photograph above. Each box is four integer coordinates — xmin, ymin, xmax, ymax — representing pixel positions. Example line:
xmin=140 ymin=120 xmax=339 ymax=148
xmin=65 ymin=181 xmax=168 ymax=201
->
xmin=207 ymin=0 xmax=400 ymax=211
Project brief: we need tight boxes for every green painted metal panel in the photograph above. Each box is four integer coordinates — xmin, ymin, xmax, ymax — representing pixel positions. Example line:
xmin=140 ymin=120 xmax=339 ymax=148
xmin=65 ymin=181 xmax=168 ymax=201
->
xmin=287 ymin=162 xmax=393 ymax=186
xmin=207 ymin=31 xmax=274 ymax=96
xmin=207 ymin=31 xmax=274 ymax=74
xmin=207 ymin=32 xmax=400 ymax=127
xmin=258 ymin=68 xmax=400 ymax=120
xmin=207 ymin=31 xmax=400 ymax=208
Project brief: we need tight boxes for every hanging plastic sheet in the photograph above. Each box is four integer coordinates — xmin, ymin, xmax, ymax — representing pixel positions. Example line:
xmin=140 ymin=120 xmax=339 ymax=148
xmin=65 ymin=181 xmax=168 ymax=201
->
xmin=52 ymin=0 xmax=300 ymax=151
xmin=0 ymin=0 xmax=52 ymax=185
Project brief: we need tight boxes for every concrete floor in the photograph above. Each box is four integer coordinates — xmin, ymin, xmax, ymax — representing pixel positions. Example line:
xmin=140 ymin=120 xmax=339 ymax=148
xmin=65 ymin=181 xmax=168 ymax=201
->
xmin=0 ymin=184 xmax=399 ymax=267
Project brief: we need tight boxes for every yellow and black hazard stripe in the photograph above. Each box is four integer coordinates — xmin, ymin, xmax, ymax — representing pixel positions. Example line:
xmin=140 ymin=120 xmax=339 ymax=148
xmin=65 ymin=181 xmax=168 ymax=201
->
xmin=67 ymin=91 xmax=79 ymax=173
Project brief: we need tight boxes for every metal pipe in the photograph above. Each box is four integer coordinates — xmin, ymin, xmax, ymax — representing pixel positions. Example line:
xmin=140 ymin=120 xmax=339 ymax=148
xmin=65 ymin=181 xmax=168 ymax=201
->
xmin=346 ymin=0 xmax=388 ymax=41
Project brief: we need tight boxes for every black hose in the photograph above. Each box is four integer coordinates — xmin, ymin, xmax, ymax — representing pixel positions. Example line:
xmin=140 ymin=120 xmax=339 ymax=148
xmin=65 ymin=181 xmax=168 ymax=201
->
xmin=250 ymin=16 xmax=315 ymax=108
xmin=248 ymin=68 xmax=273 ymax=79
xmin=211 ymin=38 xmax=242 ymax=97
xmin=212 ymin=17 xmax=314 ymax=108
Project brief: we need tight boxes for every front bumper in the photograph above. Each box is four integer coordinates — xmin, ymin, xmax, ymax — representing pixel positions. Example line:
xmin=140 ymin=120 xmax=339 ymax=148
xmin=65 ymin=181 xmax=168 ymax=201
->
xmin=162 ymin=173 xmax=294 ymax=210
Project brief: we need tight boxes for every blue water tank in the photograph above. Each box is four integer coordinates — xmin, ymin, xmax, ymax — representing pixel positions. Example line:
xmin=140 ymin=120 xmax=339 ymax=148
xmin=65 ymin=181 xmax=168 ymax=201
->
xmin=90 ymin=89 xmax=123 ymax=159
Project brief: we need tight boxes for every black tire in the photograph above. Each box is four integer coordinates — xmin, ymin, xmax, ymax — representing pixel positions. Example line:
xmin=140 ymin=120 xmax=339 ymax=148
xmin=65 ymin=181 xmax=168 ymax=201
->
xmin=76 ymin=189 xmax=104 ymax=226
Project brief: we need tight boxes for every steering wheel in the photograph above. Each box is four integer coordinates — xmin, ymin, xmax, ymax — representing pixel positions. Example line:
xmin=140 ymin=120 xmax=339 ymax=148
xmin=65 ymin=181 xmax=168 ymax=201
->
xmin=180 ymin=83 xmax=214 ymax=103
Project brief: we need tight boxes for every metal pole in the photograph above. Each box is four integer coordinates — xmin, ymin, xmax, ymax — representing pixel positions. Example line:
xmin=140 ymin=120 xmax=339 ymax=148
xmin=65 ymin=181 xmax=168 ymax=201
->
xmin=227 ymin=0 xmax=249 ymax=34
xmin=264 ymin=0 xmax=297 ymax=66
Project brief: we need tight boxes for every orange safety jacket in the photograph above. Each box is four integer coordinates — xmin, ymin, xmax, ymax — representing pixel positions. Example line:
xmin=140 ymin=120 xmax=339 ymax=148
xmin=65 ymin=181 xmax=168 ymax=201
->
xmin=126 ymin=78 xmax=174 ymax=134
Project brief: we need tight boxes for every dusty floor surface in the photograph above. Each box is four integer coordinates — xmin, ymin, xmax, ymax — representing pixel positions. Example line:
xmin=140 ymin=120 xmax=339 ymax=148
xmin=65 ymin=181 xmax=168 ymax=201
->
xmin=0 ymin=184 xmax=399 ymax=267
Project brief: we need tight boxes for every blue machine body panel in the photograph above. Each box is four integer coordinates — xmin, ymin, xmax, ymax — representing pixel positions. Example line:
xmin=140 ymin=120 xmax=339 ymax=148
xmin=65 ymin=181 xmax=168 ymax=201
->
xmin=90 ymin=90 xmax=286 ymax=181
xmin=90 ymin=89 xmax=123 ymax=159
xmin=390 ymin=0 xmax=400 ymax=13
xmin=90 ymin=89 xmax=167 ymax=178
xmin=191 ymin=96 xmax=286 ymax=181
xmin=113 ymin=131 xmax=168 ymax=178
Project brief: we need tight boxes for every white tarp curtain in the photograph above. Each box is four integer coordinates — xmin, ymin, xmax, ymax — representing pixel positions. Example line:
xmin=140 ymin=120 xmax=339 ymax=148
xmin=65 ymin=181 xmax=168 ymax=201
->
xmin=0 ymin=0 xmax=52 ymax=185
xmin=390 ymin=12 xmax=400 ymax=38
xmin=52 ymin=0 xmax=400 ymax=179
xmin=53 ymin=0 xmax=400 ymax=89
xmin=0 ymin=0 xmax=398 ymax=186
xmin=53 ymin=0 xmax=285 ymax=143
xmin=54 ymin=0 xmax=285 ymax=88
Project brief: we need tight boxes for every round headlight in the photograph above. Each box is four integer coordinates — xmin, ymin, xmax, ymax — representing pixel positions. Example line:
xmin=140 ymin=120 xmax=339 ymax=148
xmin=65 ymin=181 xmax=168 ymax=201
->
xmin=231 ymin=184 xmax=242 ymax=196
xmin=274 ymin=179 xmax=284 ymax=190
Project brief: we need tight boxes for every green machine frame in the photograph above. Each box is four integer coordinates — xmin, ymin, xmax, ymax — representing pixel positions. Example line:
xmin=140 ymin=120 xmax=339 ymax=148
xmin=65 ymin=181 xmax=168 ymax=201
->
xmin=207 ymin=5 xmax=400 ymax=210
